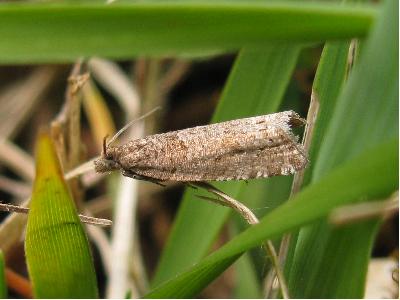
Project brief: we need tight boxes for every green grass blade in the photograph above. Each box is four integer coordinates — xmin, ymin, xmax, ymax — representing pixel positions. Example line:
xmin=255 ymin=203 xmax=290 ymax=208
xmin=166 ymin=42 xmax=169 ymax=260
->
xmin=302 ymin=41 xmax=351 ymax=186
xmin=145 ymin=140 xmax=398 ymax=298
xmin=151 ymin=45 xmax=301 ymax=287
xmin=0 ymin=1 xmax=377 ymax=63
xmin=288 ymin=0 xmax=398 ymax=297
xmin=284 ymin=41 xmax=352 ymax=279
xmin=25 ymin=132 xmax=98 ymax=298
xmin=0 ymin=250 xmax=6 ymax=298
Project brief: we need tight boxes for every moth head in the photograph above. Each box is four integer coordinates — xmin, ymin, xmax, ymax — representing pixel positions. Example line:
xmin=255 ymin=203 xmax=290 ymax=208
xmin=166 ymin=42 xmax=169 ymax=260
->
xmin=93 ymin=136 xmax=120 ymax=173
xmin=94 ymin=156 xmax=120 ymax=173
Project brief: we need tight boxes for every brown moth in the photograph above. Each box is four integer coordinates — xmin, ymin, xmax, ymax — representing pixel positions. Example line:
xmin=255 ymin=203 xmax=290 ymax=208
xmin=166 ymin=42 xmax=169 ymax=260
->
xmin=94 ymin=111 xmax=308 ymax=183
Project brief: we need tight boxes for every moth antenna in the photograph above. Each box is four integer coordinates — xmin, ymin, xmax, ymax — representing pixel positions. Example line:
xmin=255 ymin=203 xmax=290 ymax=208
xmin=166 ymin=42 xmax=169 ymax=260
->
xmin=102 ymin=134 xmax=109 ymax=157
xmin=107 ymin=106 xmax=162 ymax=147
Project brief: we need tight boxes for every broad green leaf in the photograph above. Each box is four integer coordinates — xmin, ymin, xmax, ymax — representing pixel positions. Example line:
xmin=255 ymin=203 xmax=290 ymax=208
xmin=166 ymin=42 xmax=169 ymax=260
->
xmin=151 ymin=45 xmax=301 ymax=287
xmin=25 ymin=132 xmax=98 ymax=298
xmin=145 ymin=140 xmax=398 ymax=298
xmin=0 ymin=1 xmax=377 ymax=63
xmin=288 ymin=0 xmax=399 ymax=297
xmin=0 ymin=250 xmax=6 ymax=298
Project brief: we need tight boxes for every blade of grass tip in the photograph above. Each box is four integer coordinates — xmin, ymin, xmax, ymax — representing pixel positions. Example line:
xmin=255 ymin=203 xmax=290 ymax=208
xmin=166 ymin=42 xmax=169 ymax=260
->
xmin=151 ymin=45 xmax=301 ymax=288
xmin=144 ymin=140 xmax=398 ymax=298
xmin=25 ymin=131 xmax=98 ymax=298
xmin=288 ymin=0 xmax=398 ymax=297
xmin=0 ymin=250 xmax=6 ymax=298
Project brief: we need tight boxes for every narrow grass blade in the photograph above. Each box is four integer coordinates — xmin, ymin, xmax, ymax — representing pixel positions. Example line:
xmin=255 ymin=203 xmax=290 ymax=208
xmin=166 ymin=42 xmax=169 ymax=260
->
xmin=289 ymin=0 xmax=399 ymax=297
xmin=145 ymin=140 xmax=398 ymax=298
xmin=283 ymin=40 xmax=352 ymax=280
xmin=0 ymin=250 xmax=6 ymax=298
xmin=0 ymin=1 xmax=377 ymax=63
xmin=25 ymin=132 xmax=98 ymax=298
xmin=151 ymin=45 xmax=301 ymax=287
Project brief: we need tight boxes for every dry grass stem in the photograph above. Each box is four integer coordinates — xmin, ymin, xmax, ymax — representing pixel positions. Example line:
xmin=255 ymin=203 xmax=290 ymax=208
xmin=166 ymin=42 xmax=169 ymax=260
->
xmin=86 ymin=224 xmax=112 ymax=274
xmin=329 ymin=191 xmax=399 ymax=225
xmin=191 ymin=182 xmax=290 ymax=299
xmin=89 ymin=59 xmax=143 ymax=298
xmin=129 ymin=226 xmax=150 ymax=295
xmin=66 ymin=69 xmax=88 ymax=170
xmin=0 ymin=67 xmax=58 ymax=139
xmin=82 ymin=80 xmax=116 ymax=151
xmin=5 ymin=267 xmax=33 ymax=298
xmin=0 ymin=139 xmax=35 ymax=182
xmin=347 ymin=39 xmax=359 ymax=77
xmin=0 ymin=202 xmax=112 ymax=227
xmin=64 ymin=157 xmax=98 ymax=180
xmin=83 ymin=208 xmax=113 ymax=276
xmin=88 ymin=58 xmax=141 ymax=118
xmin=0 ymin=176 xmax=31 ymax=199
xmin=159 ymin=60 xmax=191 ymax=95
xmin=51 ymin=61 xmax=88 ymax=210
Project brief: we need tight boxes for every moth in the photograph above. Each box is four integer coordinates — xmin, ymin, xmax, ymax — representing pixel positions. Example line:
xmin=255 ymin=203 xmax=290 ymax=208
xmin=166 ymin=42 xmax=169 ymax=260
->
xmin=94 ymin=111 xmax=308 ymax=183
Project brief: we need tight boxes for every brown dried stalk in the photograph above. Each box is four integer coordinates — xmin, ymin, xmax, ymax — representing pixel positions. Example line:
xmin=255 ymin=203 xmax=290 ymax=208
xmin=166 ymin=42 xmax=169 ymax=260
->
xmin=0 ymin=175 xmax=31 ymax=199
xmin=329 ymin=191 xmax=399 ymax=225
xmin=191 ymin=181 xmax=290 ymax=299
xmin=5 ymin=267 xmax=33 ymax=298
xmin=159 ymin=60 xmax=191 ymax=95
xmin=0 ymin=202 xmax=112 ymax=227
xmin=0 ymin=67 xmax=58 ymax=139
xmin=51 ymin=61 xmax=88 ymax=210
xmin=0 ymin=139 xmax=35 ymax=182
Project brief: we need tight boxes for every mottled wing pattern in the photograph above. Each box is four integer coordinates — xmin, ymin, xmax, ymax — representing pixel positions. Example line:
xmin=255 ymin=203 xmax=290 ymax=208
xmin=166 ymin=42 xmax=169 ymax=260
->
xmin=113 ymin=111 xmax=307 ymax=182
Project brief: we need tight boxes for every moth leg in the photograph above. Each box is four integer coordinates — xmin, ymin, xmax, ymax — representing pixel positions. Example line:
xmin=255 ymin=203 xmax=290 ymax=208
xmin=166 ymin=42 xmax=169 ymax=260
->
xmin=121 ymin=169 xmax=166 ymax=187
xmin=185 ymin=182 xmax=198 ymax=190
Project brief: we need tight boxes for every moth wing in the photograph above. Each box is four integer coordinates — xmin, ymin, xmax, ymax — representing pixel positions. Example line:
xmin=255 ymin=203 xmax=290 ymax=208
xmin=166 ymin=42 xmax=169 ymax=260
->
xmin=127 ymin=122 xmax=307 ymax=181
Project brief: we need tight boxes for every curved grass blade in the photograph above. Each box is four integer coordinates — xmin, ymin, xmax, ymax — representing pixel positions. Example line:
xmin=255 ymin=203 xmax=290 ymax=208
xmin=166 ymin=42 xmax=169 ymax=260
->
xmin=25 ymin=132 xmax=98 ymax=298
xmin=145 ymin=140 xmax=398 ymax=298
xmin=0 ymin=1 xmax=377 ymax=63
xmin=288 ymin=0 xmax=399 ymax=297
xmin=151 ymin=45 xmax=301 ymax=287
